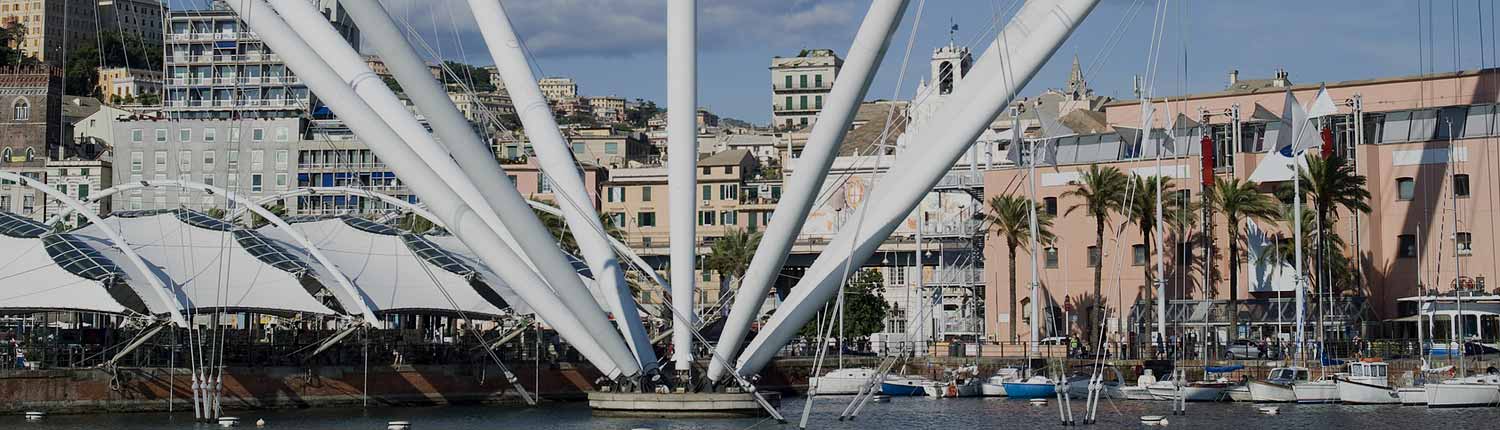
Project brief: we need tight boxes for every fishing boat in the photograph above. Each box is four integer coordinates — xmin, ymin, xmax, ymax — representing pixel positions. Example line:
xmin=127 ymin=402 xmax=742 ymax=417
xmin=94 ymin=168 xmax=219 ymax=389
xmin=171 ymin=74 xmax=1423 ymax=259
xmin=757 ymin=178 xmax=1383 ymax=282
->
xmin=1425 ymin=374 xmax=1500 ymax=408
xmin=880 ymin=376 xmax=932 ymax=397
xmin=1003 ymin=375 xmax=1059 ymax=400
xmin=1336 ymin=361 xmax=1399 ymax=404
xmin=982 ymin=368 xmax=1024 ymax=397
xmin=1248 ymin=367 xmax=1310 ymax=403
xmin=810 ymin=367 xmax=886 ymax=395
xmin=1121 ymin=369 xmax=1157 ymax=401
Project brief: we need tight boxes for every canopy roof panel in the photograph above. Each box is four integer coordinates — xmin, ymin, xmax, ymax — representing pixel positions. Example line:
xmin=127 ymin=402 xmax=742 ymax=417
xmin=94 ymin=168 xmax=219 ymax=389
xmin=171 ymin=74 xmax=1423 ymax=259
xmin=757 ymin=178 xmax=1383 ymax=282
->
xmin=73 ymin=211 xmax=337 ymax=315
xmin=259 ymin=217 xmax=516 ymax=317
xmin=0 ymin=232 xmax=141 ymax=315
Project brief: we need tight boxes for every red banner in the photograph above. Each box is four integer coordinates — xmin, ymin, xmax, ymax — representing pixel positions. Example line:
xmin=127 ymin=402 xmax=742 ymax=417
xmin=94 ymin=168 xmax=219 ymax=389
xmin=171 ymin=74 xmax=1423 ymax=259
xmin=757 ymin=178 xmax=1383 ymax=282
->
xmin=1200 ymin=135 xmax=1215 ymax=186
xmin=1320 ymin=126 xmax=1335 ymax=158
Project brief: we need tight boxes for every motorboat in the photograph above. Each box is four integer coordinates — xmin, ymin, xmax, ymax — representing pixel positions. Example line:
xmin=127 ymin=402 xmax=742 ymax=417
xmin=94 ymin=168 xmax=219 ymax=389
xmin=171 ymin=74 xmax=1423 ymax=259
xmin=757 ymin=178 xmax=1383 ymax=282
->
xmin=1247 ymin=367 xmax=1310 ymax=403
xmin=1425 ymin=374 xmax=1500 ymax=408
xmin=810 ymin=367 xmax=885 ymax=395
xmin=880 ymin=376 xmax=932 ymax=397
xmin=1066 ymin=366 xmax=1128 ymax=399
xmin=1003 ymin=375 xmax=1059 ymax=399
xmin=1225 ymin=384 xmax=1252 ymax=402
xmin=982 ymin=368 xmax=1024 ymax=397
xmin=1147 ymin=370 xmax=1228 ymax=402
xmin=925 ymin=376 xmax=984 ymax=398
xmin=1292 ymin=377 xmax=1341 ymax=403
xmin=1121 ymin=369 xmax=1157 ymax=401
xmin=1337 ymin=361 xmax=1399 ymax=404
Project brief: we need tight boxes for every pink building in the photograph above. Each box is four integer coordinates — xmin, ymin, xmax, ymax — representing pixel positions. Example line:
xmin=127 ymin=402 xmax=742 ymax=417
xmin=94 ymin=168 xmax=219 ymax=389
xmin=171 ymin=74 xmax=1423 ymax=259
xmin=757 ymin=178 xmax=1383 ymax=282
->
xmin=983 ymin=68 xmax=1500 ymax=345
xmin=500 ymin=158 xmax=607 ymax=209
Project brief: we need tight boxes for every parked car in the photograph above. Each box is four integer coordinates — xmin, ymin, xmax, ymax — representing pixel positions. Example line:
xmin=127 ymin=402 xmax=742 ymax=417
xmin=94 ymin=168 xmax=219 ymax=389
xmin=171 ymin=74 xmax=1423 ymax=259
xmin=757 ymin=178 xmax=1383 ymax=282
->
xmin=1222 ymin=339 xmax=1263 ymax=359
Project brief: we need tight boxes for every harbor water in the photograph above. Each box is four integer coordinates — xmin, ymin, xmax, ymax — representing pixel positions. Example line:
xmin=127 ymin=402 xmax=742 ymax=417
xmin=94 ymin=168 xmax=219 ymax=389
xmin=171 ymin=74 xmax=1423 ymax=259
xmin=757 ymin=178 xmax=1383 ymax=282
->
xmin=6 ymin=395 xmax=1500 ymax=429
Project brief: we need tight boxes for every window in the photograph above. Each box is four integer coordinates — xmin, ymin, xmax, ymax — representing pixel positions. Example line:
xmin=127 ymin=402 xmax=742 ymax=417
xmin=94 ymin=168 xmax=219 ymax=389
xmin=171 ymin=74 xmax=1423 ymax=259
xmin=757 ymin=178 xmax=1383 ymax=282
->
xmin=699 ymin=210 xmax=716 ymax=225
xmin=155 ymin=129 xmax=167 ymax=142
xmin=702 ymin=184 xmax=711 ymax=201
xmin=204 ymin=128 xmax=216 ymax=142
xmin=606 ymin=186 xmax=623 ymax=202
xmin=638 ymin=212 xmax=656 ymax=227
xmin=1396 ymin=177 xmax=1415 ymax=201
xmin=1045 ymin=247 xmax=1059 ymax=268
xmin=720 ymin=210 xmax=737 ymax=225
xmin=800 ymin=95 xmax=808 ymax=109
xmin=130 ymin=151 xmax=143 ymax=172
xmin=12 ymin=98 xmax=29 ymax=120
xmin=1087 ymin=246 xmax=1101 ymax=267
xmin=1398 ymin=234 xmax=1417 ymax=258
xmin=1455 ymin=174 xmax=1470 ymax=198
xmin=702 ymin=271 xmax=712 ymax=282
xmin=228 ymin=128 xmax=240 ymax=142
xmin=179 ymin=128 xmax=191 ymax=142
xmin=607 ymin=212 xmax=626 ymax=227
xmin=203 ymin=175 xmax=215 ymax=187
xmin=701 ymin=166 xmax=711 ymax=175
xmin=203 ymin=150 xmax=216 ymax=171
xmin=252 ymin=128 xmax=265 ymax=141
xmin=275 ymin=150 xmax=288 ymax=169
xmin=604 ymin=142 xmax=619 ymax=154
xmin=800 ymin=74 xmax=808 ymax=88
xmin=274 ymin=126 xmax=289 ymax=141
xmin=815 ymin=95 xmax=823 ymax=109
xmin=1043 ymin=197 xmax=1058 ymax=216
xmin=642 ymin=186 xmax=652 ymax=202
xmin=226 ymin=173 xmax=238 ymax=189
xmin=538 ymin=176 xmax=554 ymax=193
xmin=77 ymin=184 xmax=89 ymax=201
xmin=783 ymin=96 xmax=793 ymax=111
xmin=251 ymin=150 xmax=264 ymax=170
xmin=815 ymin=74 xmax=823 ymax=88
xmin=720 ymin=184 xmax=738 ymax=200
xmin=153 ymin=151 xmax=167 ymax=171
xmin=131 ymin=129 xmax=143 ymax=142
xmin=250 ymin=174 xmax=263 ymax=192
xmin=227 ymin=150 xmax=239 ymax=169
xmin=571 ymin=142 xmax=584 ymax=154
xmin=1457 ymin=232 xmax=1473 ymax=256
xmin=890 ymin=267 xmax=907 ymax=285
xmin=178 ymin=150 xmax=191 ymax=172
xmin=1133 ymin=244 xmax=1148 ymax=266
xmin=784 ymin=75 xmax=792 ymax=89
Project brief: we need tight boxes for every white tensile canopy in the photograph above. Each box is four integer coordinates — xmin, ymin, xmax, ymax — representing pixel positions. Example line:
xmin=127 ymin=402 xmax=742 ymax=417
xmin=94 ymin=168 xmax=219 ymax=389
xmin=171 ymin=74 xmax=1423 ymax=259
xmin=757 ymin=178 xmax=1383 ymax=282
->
xmin=71 ymin=210 xmax=339 ymax=315
xmin=258 ymin=217 xmax=527 ymax=317
xmin=0 ymin=211 xmax=166 ymax=316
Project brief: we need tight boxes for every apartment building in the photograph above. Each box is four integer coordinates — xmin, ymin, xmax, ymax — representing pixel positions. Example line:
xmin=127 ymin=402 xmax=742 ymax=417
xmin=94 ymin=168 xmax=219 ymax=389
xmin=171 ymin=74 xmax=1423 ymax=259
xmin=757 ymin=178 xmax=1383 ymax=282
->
xmin=110 ymin=117 xmax=302 ymax=211
xmin=770 ymin=48 xmax=841 ymax=130
xmin=0 ymin=0 xmax=98 ymax=65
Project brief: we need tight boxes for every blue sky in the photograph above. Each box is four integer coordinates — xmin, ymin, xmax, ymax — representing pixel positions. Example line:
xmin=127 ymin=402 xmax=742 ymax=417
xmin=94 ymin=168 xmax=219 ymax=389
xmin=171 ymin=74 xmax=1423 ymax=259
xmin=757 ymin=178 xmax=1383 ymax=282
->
xmin=179 ymin=0 xmax=1498 ymax=124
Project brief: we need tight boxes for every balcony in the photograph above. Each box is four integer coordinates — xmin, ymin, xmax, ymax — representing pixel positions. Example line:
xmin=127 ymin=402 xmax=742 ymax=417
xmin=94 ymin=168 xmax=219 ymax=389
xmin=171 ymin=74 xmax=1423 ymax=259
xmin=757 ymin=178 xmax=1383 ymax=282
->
xmin=924 ymin=267 xmax=983 ymax=286
xmin=298 ymin=162 xmax=391 ymax=172
xmin=933 ymin=171 xmax=983 ymax=190
xmin=738 ymin=194 xmax=779 ymax=210
xmin=771 ymin=83 xmax=834 ymax=92
xmin=921 ymin=218 xmax=983 ymax=238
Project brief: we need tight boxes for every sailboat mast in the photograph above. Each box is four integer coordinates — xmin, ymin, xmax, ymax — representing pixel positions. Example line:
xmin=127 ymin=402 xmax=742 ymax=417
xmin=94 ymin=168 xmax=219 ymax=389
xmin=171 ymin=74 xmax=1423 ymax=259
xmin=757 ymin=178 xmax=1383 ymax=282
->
xmin=1022 ymin=106 xmax=1042 ymax=355
xmin=1153 ymin=104 xmax=1167 ymax=351
xmin=1293 ymin=124 xmax=1307 ymax=368
xmin=1447 ymin=120 xmax=1465 ymax=379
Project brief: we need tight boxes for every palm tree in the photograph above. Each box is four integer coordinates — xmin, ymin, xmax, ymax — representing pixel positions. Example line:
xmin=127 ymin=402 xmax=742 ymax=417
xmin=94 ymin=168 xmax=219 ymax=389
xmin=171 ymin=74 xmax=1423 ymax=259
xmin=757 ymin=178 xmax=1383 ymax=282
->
xmin=1062 ymin=164 xmax=1129 ymax=345
xmin=1121 ymin=175 xmax=1193 ymax=340
xmin=1295 ymin=155 xmax=1371 ymax=294
xmin=1208 ymin=177 xmax=1281 ymax=341
xmin=985 ymin=194 xmax=1056 ymax=342
xmin=703 ymin=229 xmax=762 ymax=298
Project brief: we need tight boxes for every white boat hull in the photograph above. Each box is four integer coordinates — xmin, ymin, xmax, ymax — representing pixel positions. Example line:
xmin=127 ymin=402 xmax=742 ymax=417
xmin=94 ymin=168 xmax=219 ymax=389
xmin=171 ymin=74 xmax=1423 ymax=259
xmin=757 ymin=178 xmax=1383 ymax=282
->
xmin=981 ymin=383 xmax=1007 ymax=397
xmin=1147 ymin=383 xmax=1224 ymax=402
xmin=1336 ymin=379 xmax=1400 ymax=404
xmin=924 ymin=380 xmax=984 ymax=398
xmin=1247 ymin=381 xmax=1297 ymax=403
xmin=1396 ymin=387 xmax=1427 ymax=405
xmin=810 ymin=368 xmax=885 ymax=395
xmin=1293 ymin=381 xmax=1339 ymax=403
xmin=1226 ymin=385 xmax=1252 ymax=402
xmin=1122 ymin=386 xmax=1155 ymax=401
xmin=1425 ymin=382 xmax=1500 ymax=408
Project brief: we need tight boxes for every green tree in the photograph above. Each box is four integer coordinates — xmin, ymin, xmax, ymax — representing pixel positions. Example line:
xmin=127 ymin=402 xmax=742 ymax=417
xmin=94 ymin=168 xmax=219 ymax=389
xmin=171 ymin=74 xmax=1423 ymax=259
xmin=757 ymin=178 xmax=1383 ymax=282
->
xmin=1295 ymin=155 xmax=1371 ymax=296
xmin=1062 ymin=164 xmax=1128 ymax=345
xmin=703 ymin=229 xmax=761 ymax=283
xmin=1121 ymin=175 xmax=1194 ymax=338
xmin=397 ymin=212 xmax=437 ymax=234
xmin=984 ymin=194 xmax=1055 ymax=342
xmin=625 ymin=99 xmax=661 ymax=128
xmin=0 ymin=24 xmax=41 ymax=67
xmin=440 ymin=61 xmax=496 ymax=92
xmin=1207 ymin=177 xmax=1281 ymax=340
xmin=795 ymin=269 xmax=891 ymax=348
xmin=249 ymin=203 xmax=288 ymax=229
xmin=63 ymin=31 xmax=162 ymax=97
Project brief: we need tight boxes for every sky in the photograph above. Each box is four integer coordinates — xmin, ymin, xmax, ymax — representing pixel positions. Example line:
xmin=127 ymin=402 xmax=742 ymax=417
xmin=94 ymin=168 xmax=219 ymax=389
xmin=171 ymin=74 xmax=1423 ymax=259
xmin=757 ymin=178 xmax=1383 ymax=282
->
xmin=178 ymin=0 xmax=1500 ymax=125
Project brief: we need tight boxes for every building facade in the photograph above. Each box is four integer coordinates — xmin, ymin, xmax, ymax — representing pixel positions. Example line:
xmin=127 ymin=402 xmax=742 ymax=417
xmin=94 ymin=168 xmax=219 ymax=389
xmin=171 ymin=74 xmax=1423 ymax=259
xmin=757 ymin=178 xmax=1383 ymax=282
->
xmin=162 ymin=0 xmax=357 ymax=119
xmin=770 ymin=48 xmax=841 ymax=130
xmin=0 ymin=66 xmax=61 ymax=219
xmin=96 ymin=67 xmax=163 ymax=104
xmin=0 ymin=0 xmax=98 ymax=66
xmin=44 ymin=158 xmax=110 ymax=224
xmin=110 ymin=117 xmax=302 ymax=211
xmin=537 ymin=77 xmax=577 ymax=103
xmin=97 ymin=0 xmax=165 ymax=51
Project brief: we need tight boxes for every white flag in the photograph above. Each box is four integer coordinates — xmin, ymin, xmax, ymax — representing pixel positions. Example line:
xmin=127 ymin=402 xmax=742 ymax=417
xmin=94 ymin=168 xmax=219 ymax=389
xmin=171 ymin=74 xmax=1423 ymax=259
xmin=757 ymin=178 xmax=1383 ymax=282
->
xmin=1306 ymin=84 xmax=1338 ymax=119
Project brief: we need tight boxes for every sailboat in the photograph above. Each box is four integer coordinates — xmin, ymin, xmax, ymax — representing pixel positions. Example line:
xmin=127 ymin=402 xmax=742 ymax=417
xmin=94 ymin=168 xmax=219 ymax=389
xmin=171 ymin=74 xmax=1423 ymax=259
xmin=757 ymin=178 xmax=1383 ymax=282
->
xmin=809 ymin=274 xmax=885 ymax=396
xmin=1423 ymin=119 xmax=1500 ymax=408
xmin=982 ymin=367 xmax=1025 ymax=396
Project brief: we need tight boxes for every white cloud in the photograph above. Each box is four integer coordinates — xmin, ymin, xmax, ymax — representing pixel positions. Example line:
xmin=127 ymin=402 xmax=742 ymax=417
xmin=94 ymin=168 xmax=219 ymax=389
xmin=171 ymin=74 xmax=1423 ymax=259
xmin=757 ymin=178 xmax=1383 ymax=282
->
xmin=377 ymin=0 xmax=860 ymax=59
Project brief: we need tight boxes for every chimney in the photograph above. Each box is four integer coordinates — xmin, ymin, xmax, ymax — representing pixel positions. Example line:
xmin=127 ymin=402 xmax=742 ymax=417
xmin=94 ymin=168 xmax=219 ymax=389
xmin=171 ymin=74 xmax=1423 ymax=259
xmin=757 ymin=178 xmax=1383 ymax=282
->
xmin=1228 ymin=70 xmax=1239 ymax=87
xmin=1273 ymin=68 xmax=1290 ymax=87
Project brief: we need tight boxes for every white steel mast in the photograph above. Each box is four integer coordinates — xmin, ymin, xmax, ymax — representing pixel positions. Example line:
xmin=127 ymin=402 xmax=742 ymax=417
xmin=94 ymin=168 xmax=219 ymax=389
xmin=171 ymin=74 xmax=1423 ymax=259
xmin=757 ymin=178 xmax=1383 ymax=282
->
xmin=708 ymin=0 xmax=910 ymax=383
xmin=461 ymin=0 xmax=657 ymax=373
xmin=224 ymin=0 xmax=636 ymax=378
xmin=732 ymin=0 xmax=1100 ymax=379
xmin=666 ymin=0 xmax=698 ymax=377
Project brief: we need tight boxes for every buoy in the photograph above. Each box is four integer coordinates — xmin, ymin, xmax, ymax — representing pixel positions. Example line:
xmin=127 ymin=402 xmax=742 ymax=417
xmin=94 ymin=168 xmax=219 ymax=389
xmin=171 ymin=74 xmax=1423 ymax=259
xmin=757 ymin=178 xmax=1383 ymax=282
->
xmin=256 ymin=418 xmax=266 ymax=427
xmin=24 ymin=411 xmax=45 ymax=421
xmin=218 ymin=416 xmax=240 ymax=427
xmin=872 ymin=394 xmax=891 ymax=403
xmin=1258 ymin=406 xmax=1279 ymax=415
xmin=1141 ymin=415 xmax=1169 ymax=426
xmin=387 ymin=421 xmax=411 ymax=430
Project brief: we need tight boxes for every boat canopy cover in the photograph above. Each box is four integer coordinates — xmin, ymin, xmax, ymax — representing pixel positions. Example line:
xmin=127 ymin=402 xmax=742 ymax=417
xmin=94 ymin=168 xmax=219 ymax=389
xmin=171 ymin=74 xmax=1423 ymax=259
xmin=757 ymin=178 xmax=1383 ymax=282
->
xmin=72 ymin=210 xmax=338 ymax=315
xmin=258 ymin=217 xmax=518 ymax=317
xmin=1205 ymin=365 xmax=1245 ymax=373
xmin=0 ymin=211 xmax=159 ymax=316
